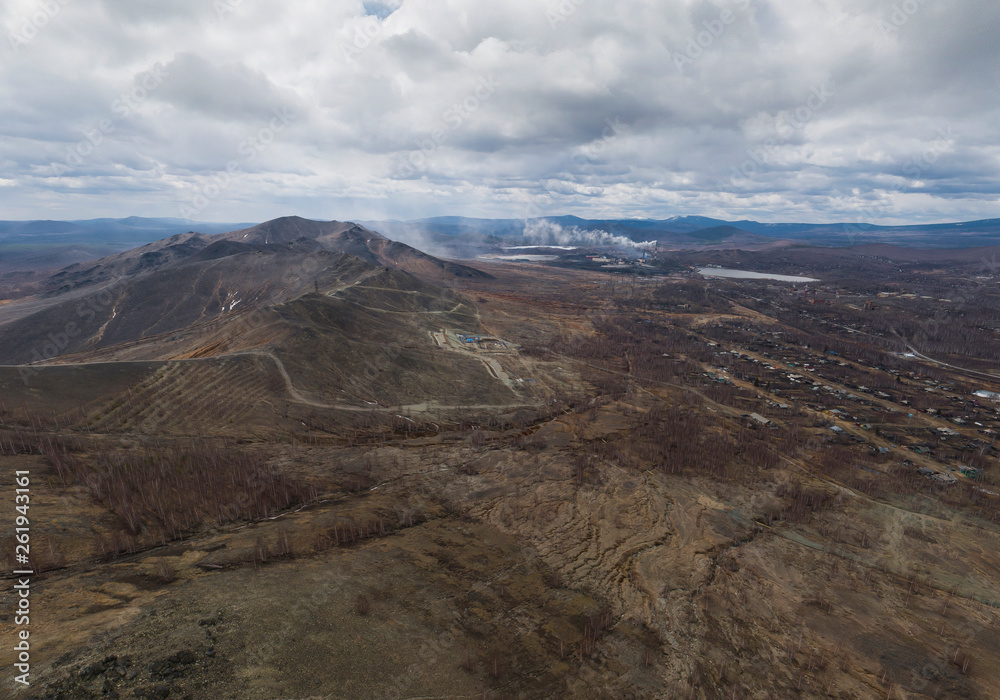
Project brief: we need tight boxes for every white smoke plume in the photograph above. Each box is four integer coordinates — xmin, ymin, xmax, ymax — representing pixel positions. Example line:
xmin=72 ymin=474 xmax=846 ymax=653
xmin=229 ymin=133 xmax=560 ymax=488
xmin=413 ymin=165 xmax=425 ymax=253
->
xmin=522 ymin=219 xmax=655 ymax=249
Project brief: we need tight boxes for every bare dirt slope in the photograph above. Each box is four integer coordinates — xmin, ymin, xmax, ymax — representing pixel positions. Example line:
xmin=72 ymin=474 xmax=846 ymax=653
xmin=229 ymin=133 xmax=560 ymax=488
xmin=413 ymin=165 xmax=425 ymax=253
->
xmin=1 ymin=256 xmax=998 ymax=700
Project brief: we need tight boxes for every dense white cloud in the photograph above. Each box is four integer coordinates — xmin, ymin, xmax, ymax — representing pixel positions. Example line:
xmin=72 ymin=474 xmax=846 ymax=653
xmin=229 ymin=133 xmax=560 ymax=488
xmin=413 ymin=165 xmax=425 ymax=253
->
xmin=0 ymin=0 xmax=997 ymax=224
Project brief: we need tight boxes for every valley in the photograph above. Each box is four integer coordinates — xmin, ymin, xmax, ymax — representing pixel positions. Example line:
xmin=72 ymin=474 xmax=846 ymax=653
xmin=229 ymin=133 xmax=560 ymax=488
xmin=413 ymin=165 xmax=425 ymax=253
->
xmin=1 ymin=219 xmax=999 ymax=699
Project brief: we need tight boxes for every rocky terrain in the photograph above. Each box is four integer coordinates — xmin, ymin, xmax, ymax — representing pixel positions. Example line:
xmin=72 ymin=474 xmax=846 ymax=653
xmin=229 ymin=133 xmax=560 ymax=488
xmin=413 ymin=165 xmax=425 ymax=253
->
xmin=1 ymin=223 xmax=998 ymax=698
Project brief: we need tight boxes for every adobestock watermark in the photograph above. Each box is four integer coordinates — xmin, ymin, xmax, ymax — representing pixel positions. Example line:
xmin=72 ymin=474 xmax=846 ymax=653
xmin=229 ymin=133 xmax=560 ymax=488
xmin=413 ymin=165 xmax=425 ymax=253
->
xmin=571 ymin=117 xmax=627 ymax=167
xmin=16 ymin=276 xmax=130 ymax=386
xmin=6 ymin=0 xmax=72 ymax=53
xmin=884 ymin=129 xmax=981 ymax=347
xmin=912 ymin=255 xmax=995 ymax=350
xmin=214 ymin=0 xmax=243 ymax=20
xmin=877 ymin=0 xmax=927 ymax=39
xmin=729 ymin=83 xmax=835 ymax=188
xmin=340 ymin=15 xmax=385 ymax=63
xmin=900 ymin=127 xmax=955 ymax=180
xmin=394 ymin=75 xmax=500 ymax=179
xmin=546 ymin=0 xmax=588 ymax=30
xmin=179 ymin=106 xmax=296 ymax=219
xmin=520 ymin=191 xmax=551 ymax=222
xmin=14 ymin=234 xmax=326 ymax=391
xmin=833 ymin=126 xmax=979 ymax=355
xmin=518 ymin=118 xmax=628 ymax=222
xmin=55 ymin=63 xmax=169 ymax=175
xmin=672 ymin=0 xmax=755 ymax=73
xmin=839 ymin=126 xmax=956 ymax=246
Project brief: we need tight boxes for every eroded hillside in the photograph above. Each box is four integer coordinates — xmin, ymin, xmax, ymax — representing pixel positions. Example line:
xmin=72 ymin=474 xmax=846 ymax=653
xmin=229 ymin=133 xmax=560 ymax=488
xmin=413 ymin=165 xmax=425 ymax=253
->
xmin=1 ymin=256 xmax=999 ymax=699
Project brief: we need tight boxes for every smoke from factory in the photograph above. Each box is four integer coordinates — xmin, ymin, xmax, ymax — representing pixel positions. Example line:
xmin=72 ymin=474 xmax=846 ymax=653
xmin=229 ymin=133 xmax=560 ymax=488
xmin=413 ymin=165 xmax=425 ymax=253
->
xmin=522 ymin=219 xmax=655 ymax=249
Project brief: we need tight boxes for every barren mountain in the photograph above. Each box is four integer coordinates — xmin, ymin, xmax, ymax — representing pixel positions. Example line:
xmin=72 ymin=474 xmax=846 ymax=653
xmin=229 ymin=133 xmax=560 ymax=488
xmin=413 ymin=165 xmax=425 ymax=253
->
xmin=43 ymin=232 xmax=214 ymax=296
xmin=34 ymin=217 xmax=488 ymax=298
xmin=220 ymin=216 xmax=491 ymax=280
xmin=0 ymin=217 xmax=521 ymax=434
xmin=1 ymin=233 xmax=998 ymax=700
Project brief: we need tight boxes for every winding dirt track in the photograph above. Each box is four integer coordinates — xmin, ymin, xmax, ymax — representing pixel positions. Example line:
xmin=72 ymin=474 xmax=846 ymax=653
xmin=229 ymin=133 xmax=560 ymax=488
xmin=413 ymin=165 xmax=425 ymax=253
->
xmin=0 ymin=348 xmax=543 ymax=414
xmin=247 ymin=349 xmax=543 ymax=412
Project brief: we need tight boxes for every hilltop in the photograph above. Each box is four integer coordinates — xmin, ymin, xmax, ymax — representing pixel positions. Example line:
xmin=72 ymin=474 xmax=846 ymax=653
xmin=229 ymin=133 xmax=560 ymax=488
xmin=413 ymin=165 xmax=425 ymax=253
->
xmin=1 ymin=224 xmax=998 ymax=699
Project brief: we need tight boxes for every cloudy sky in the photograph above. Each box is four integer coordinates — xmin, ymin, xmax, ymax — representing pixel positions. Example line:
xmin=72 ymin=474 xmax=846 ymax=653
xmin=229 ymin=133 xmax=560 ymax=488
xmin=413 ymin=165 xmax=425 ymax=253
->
xmin=1 ymin=0 xmax=998 ymax=224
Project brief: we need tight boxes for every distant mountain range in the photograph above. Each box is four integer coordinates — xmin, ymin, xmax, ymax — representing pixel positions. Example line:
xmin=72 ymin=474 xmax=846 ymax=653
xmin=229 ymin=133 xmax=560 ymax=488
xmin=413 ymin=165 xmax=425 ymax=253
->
xmin=3 ymin=214 xmax=1000 ymax=272
xmin=0 ymin=217 xmax=255 ymax=271
xmin=0 ymin=216 xmax=256 ymax=244
xmin=365 ymin=215 xmax=1000 ymax=250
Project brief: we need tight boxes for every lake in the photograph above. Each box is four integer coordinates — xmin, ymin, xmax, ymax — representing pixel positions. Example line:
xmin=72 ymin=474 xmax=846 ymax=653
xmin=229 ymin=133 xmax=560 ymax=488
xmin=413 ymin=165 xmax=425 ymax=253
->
xmin=479 ymin=254 xmax=559 ymax=262
xmin=696 ymin=267 xmax=819 ymax=283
